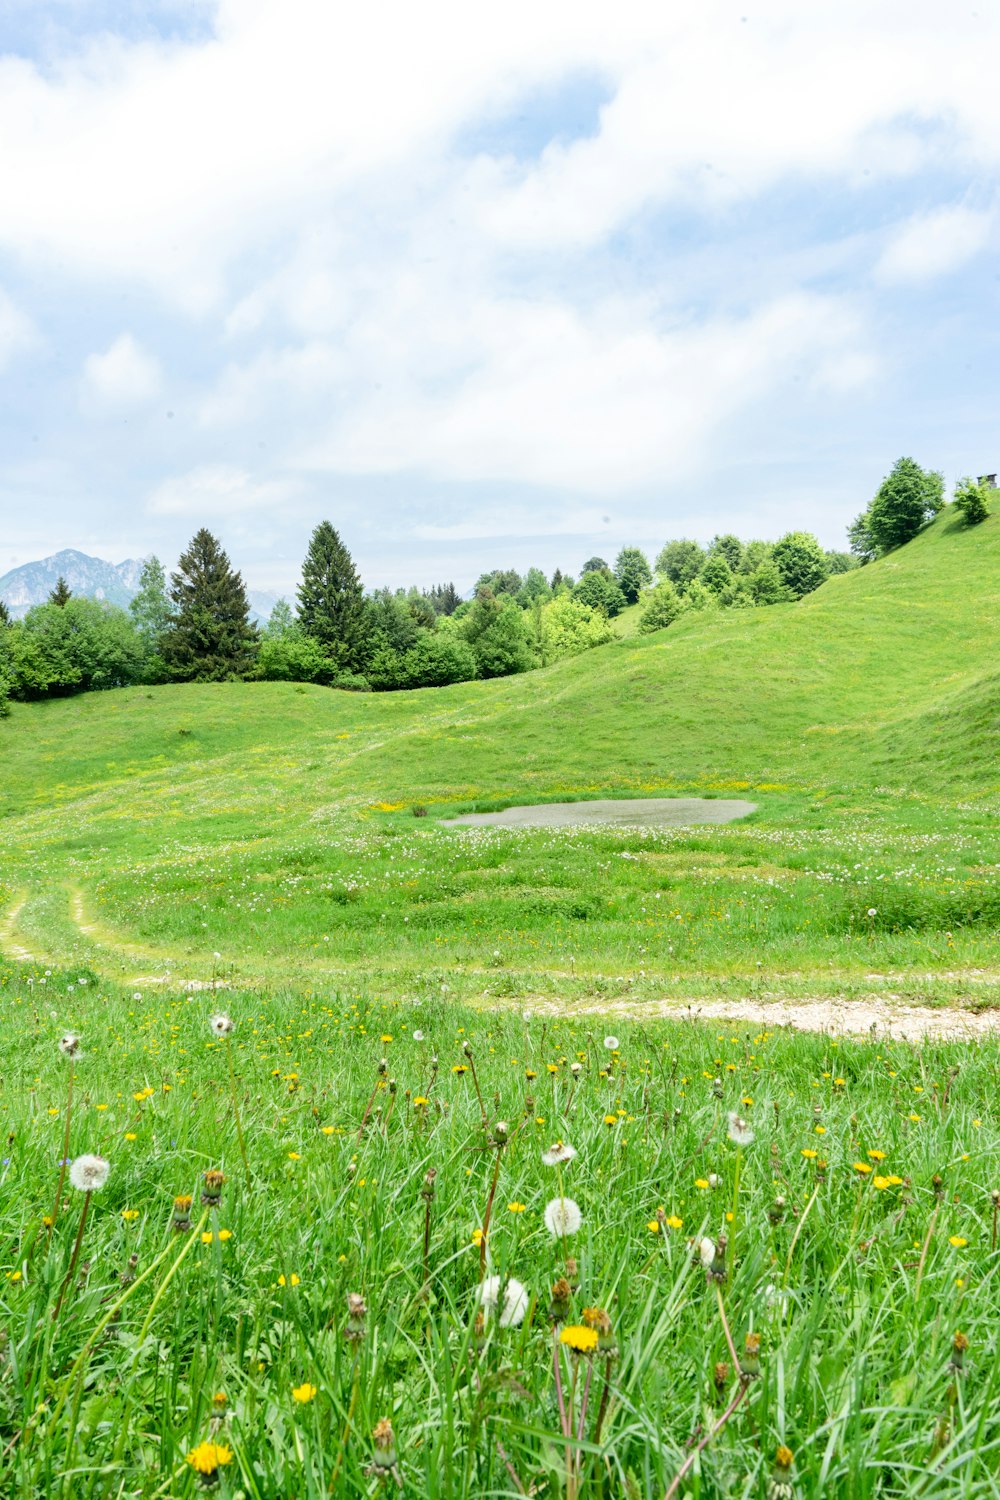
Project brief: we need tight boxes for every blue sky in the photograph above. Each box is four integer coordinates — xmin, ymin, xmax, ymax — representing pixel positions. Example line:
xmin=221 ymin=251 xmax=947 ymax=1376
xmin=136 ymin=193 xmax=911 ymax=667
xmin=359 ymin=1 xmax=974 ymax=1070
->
xmin=0 ymin=1 xmax=997 ymax=596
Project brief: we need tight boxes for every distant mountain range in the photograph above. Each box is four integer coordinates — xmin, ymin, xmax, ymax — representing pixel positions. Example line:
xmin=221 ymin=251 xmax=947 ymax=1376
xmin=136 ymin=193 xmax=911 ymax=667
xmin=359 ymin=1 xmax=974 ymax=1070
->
xmin=0 ymin=549 xmax=279 ymax=623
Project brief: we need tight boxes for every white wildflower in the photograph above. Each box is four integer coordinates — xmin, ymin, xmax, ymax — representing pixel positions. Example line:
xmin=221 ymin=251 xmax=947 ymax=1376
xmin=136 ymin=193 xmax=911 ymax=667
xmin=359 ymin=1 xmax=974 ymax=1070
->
xmin=699 ymin=1236 xmax=716 ymax=1268
xmin=544 ymin=1197 xmax=582 ymax=1238
xmin=209 ymin=1013 xmax=234 ymax=1037
xmin=541 ymin=1141 xmax=577 ymax=1167
xmin=479 ymin=1275 xmax=529 ymax=1328
xmin=867 ymin=908 xmax=877 ymax=918
xmin=570 ymin=1062 xmax=583 ymax=1075
xmin=69 ymin=1154 xmax=110 ymax=1192
xmin=727 ymin=1112 xmax=754 ymax=1147
xmin=603 ymin=1036 xmax=619 ymax=1051
xmin=412 ymin=1030 xmax=425 ymax=1042
xmin=708 ymin=1173 xmax=721 ymax=1189
xmin=59 ymin=1032 xmax=81 ymax=1059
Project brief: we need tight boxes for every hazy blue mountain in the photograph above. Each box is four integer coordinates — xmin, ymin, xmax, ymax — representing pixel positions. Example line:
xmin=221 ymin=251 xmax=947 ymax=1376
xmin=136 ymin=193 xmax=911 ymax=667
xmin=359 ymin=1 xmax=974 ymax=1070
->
xmin=0 ymin=549 xmax=142 ymax=617
xmin=0 ymin=549 xmax=276 ymax=622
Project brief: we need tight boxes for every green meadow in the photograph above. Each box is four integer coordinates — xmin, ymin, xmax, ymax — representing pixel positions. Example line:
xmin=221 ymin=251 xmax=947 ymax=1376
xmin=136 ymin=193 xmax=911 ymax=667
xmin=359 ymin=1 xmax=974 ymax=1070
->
xmin=1 ymin=505 xmax=1000 ymax=1496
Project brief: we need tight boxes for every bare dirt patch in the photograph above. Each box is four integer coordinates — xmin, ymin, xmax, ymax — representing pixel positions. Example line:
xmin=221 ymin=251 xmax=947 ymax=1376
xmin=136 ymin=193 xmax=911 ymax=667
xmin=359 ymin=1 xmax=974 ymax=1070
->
xmin=527 ymin=994 xmax=1000 ymax=1041
xmin=441 ymin=797 xmax=757 ymax=829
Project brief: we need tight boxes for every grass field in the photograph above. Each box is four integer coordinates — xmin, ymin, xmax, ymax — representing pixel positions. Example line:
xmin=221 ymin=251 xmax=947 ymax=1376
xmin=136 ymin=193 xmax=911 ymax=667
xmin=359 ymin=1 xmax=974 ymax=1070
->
xmin=2 ymin=507 xmax=1000 ymax=1495
xmin=1 ymin=504 xmax=998 ymax=1008
xmin=3 ymin=953 xmax=1000 ymax=1498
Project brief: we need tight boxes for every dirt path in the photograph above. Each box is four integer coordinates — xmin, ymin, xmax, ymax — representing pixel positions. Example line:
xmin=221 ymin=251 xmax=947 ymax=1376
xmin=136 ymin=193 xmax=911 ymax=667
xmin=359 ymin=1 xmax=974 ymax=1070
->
xmin=0 ymin=894 xmax=34 ymax=962
xmin=441 ymin=796 xmax=757 ymax=828
xmin=527 ymin=994 xmax=1000 ymax=1041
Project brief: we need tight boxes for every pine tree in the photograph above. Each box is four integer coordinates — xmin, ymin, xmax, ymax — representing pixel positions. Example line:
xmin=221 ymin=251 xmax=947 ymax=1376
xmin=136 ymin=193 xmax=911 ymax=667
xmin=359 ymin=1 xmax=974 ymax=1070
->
xmin=49 ymin=576 xmax=72 ymax=607
xmin=297 ymin=522 xmax=365 ymax=670
xmin=0 ymin=599 xmax=10 ymax=626
xmin=160 ymin=529 xmax=257 ymax=682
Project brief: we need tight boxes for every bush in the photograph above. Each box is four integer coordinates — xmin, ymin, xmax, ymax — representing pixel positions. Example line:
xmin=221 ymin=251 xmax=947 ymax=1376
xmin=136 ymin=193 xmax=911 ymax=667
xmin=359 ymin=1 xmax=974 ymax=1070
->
xmin=8 ymin=598 xmax=145 ymax=698
xmin=771 ymin=532 xmax=829 ymax=598
xmin=573 ymin=569 xmax=627 ymax=618
xmin=397 ymin=633 xmax=478 ymax=688
xmin=637 ymin=581 xmax=682 ymax=634
xmin=953 ymin=477 xmax=992 ymax=526
xmin=255 ymin=628 xmax=337 ymax=684
xmin=540 ymin=595 xmax=615 ymax=660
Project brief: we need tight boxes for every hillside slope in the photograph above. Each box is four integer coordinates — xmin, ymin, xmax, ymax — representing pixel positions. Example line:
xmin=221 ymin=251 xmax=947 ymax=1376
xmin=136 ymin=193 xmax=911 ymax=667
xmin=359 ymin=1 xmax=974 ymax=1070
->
xmin=1 ymin=505 xmax=997 ymax=827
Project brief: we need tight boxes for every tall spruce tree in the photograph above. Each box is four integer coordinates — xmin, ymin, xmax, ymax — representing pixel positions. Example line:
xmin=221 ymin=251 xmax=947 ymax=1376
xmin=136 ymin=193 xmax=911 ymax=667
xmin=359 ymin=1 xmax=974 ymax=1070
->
xmin=296 ymin=521 xmax=365 ymax=670
xmin=0 ymin=599 xmax=10 ymax=626
xmin=49 ymin=576 xmax=72 ymax=606
xmin=160 ymin=529 xmax=257 ymax=682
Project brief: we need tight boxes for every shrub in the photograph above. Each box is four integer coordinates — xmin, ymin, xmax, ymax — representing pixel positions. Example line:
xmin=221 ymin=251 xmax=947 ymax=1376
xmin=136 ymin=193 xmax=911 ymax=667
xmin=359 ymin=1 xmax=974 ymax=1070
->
xmin=953 ymin=477 xmax=992 ymax=526
xmin=637 ymin=581 xmax=682 ymax=634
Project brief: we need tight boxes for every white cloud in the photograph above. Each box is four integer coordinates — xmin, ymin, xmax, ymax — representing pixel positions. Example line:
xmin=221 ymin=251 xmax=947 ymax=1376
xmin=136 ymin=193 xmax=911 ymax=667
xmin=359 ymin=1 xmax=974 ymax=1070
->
xmin=874 ymin=205 xmax=994 ymax=284
xmin=146 ymin=462 xmax=299 ymax=516
xmin=0 ymin=287 xmax=38 ymax=371
xmin=81 ymin=332 xmax=162 ymax=409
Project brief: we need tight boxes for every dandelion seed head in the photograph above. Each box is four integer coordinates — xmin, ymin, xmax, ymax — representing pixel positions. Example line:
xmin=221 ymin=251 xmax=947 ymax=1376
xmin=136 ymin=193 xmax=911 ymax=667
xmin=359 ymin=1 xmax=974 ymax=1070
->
xmin=479 ymin=1275 xmax=529 ymax=1327
xmin=541 ymin=1140 xmax=577 ymax=1167
xmin=69 ymin=1154 xmax=110 ymax=1192
xmin=727 ymin=1111 xmax=754 ymax=1147
xmin=544 ymin=1197 xmax=582 ymax=1238
xmin=209 ymin=1013 xmax=234 ymax=1037
xmin=58 ymin=1032 xmax=81 ymax=1058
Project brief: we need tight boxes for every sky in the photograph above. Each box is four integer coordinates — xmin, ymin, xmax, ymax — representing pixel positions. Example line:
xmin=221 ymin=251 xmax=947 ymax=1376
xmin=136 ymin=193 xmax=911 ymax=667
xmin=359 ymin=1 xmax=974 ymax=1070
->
xmin=0 ymin=0 xmax=998 ymax=596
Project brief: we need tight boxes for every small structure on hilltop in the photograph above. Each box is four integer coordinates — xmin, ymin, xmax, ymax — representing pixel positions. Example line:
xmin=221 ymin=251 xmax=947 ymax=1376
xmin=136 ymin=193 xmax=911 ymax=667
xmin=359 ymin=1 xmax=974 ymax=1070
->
xmin=977 ymin=473 xmax=997 ymax=488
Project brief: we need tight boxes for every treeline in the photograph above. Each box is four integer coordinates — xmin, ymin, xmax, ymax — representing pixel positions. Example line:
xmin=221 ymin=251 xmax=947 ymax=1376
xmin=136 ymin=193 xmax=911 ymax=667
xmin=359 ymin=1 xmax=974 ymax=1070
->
xmin=0 ymin=524 xmax=618 ymax=708
xmin=1 ymin=459 xmax=990 ymax=714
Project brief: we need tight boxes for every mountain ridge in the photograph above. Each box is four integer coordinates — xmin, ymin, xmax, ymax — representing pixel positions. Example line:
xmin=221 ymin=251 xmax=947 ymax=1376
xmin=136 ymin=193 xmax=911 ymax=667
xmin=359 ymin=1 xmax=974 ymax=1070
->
xmin=0 ymin=548 xmax=277 ymax=622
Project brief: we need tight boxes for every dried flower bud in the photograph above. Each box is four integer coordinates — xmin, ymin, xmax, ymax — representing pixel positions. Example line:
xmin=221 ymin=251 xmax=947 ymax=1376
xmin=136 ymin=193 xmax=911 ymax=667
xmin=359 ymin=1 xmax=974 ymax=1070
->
xmin=549 ymin=1277 xmax=572 ymax=1323
xmin=201 ymin=1169 xmax=225 ymax=1206
xmin=172 ymin=1195 xmax=193 ymax=1233
xmin=740 ymin=1331 xmax=762 ymax=1380
xmin=713 ymin=1361 xmax=730 ymax=1394
xmin=767 ymin=1445 xmax=795 ymax=1500
xmin=345 ymin=1292 xmax=367 ymax=1343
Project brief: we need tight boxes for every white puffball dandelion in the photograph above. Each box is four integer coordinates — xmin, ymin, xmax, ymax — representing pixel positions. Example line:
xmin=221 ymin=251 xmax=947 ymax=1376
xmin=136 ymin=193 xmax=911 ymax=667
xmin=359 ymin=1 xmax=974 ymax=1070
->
xmin=479 ymin=1275 xmax=529 ymax=1328
xmin=209 ymin=1013 xmax=234 ymax=1037
xmin=59 ymin=1032 xmax=81 ymax=1059
xmin=69 ymin=1155 xmax=110 ymax=1192
xmin=541 ymin=1141 xmax=577 ymax=1167
xmin=603 ymin=1035 xmax=619 ymax=1050
xmin=727 ymin=1112 xmax=754 ymax=1147
xmin=699 ymin=1236 xmax=716 ymax=1268
xmin=867 ymin=908 xmax=877 ymax=918
xmin=544 ymin=1197 xmax=582 ymax=1238
xmin=412 ymin=1030 xmax=425 ymax=1042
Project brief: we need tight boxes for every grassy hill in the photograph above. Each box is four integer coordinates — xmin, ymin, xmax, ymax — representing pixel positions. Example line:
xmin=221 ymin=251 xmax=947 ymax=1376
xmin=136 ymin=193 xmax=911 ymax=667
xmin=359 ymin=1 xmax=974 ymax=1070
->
xmin=1 ymin=505 xmax=998 ymax=1005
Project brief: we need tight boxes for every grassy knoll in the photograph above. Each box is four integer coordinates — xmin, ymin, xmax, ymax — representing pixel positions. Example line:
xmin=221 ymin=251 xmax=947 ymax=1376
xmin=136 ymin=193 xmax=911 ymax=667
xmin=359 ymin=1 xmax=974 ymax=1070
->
xmin=3 ymin=951 xmax=1000 ymax=1497
xmin=0 ymin=504 xmax=997 ymax=1007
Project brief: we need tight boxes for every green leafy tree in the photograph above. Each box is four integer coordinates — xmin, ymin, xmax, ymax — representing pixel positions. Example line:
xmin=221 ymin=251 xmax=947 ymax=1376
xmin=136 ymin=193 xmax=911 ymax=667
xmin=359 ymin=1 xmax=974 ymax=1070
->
xmin=462 ymin=595 xmax=536 ymax=678
xmin=517 ymin=567 xmax=552 ymax=606
xmin=397 ymin=632 xmax=478 ymax=688
xmin=539 ymin=594 xmax=614 ymax=661
xmin=614 ymin=547 xmax=653 ymax=605
xmin=49 ymin=576 xmax=72 ymax=607
xmin=866 ymin=457 xmax=943 ymax=553
xmin=953 ymin=477 xmax=992 ymax=525
xmin=699 ymin=554 xmax=735 ymax=596
xmin=161 ymin=529 xmax=258 ymax=683
xmin=475 ymin=568 xmax=522 ymax=598
xmin=581 ymin=557 xmax=609 ymax=575
xmin=7 ymin=599 xmax=144 ymax=697
xmin=680 ymin=578 xmax=718 ymax=612
xmin=297 ymin=521 xmax=366 ymax=670
xmin=848 ymin=511 xmax=878 ymax=564
xmin=771 ymin=531 xmax=829 ymax=598
xmin=637 ymin=580 xmax=682 ymax=633
xmin=655 ymin=539 xmax=705 ymax=591
xmin=824 ymin=550 xmax=857 ymax=575
xmin=573 ymin=569 xmax=626 ymax=617
xmin=747 ymin=559 xmax=790 ymax=605
xmin=264 ymin=599 xmax=296 ymax=638
xmin=129 ymin=557 xmax=172 ymax=650
xmin=739 ymin=540 xmax=773 ymax=575
xmin=708 ymin=534 xmax=744 ymax=571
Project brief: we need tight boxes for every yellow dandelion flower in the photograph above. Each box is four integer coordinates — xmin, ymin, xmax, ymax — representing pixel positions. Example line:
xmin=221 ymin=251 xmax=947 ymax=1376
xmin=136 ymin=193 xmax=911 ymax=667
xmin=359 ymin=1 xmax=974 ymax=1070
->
xmin=471 ymin=1228 xmax=485 ymax=1245
xmin=647 ymin=1220 xmax=661 ymax=1234
xmin=292 ymin=1382 xmax=318 ymax=1403
xmin=380 ymin=1035 xmax=393 ymax=1043
xmin=560 ymin=1325 xmax=599 ymax=1353
xmin=201 ymin=1231 xmax=214 ymax=1244
xmin=801 ymin=1148 xmax=818 ymax=1160
xmin=452 ymin=1065 xmax=468 ymax=1075
xmin=867 ymin=1150 xmax=887 ymax=1162
xmin=666 ymin=1214 xmax=683 ymax=1230
xmin=412 ymin=1097 xmax=428 ymax=1108
xmin=853 ymin=1162 xmax=873 ymax=1175
xmin=814 ymin=1124 xmax=826 ymax=1135
xmin=909 ymin=1113 xmax=922 ymax=1123
xmin=604 ymin=1114 xmax=618 ymax=1126
xmin=287 ymin=1152 xmax=300 ymax=1161
xmin=695 ymin=1178 xmax=709 ymax=1190
xmin=873 ymin=1176 xmax=891 ymax=1191
xmin=187 ymin=1442 xmax=233 ymax=1476
xmin=321 ymin=1125 xmax=336 ymax=1134
xmin=121 ymin=1209 xmax=139 ymax=1221
xmin=124 ymin=1133 xmax=137 ymax=1142
xmin=218 ymin=1229 xmax=232 ymax=1241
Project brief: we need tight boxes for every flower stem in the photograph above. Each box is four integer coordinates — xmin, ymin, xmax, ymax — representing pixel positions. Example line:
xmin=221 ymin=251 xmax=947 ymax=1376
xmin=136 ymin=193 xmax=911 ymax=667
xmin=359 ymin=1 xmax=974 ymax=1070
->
xmin=914 ymin=1204 xmax=940 ymax=1304
xmin=480 ymin=1150 xmax=502 ymax=1277
xmin=224 ymin=1037 xmax=251 ymax=1186
xmin=662 ymin=1382 xmax=747 ymax=1500
xmin=48 ymin=1061 xmax=74 ymax=1237
xmin=51 ymin=1190 xmax=89 ymax=1323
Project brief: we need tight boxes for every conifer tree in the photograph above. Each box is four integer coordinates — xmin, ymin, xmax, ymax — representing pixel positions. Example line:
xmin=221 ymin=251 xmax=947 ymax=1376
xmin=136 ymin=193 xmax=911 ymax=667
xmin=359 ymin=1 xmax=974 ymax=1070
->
xmin=296 ymin=521 xmax=365 ymax=670
xmin=160 ymin=529 xmax=257 ymax=682
xmin=49 ymin=576 xmax=72 ymax=607
xmin=0 ymin=599 xmax=10 ymax=626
